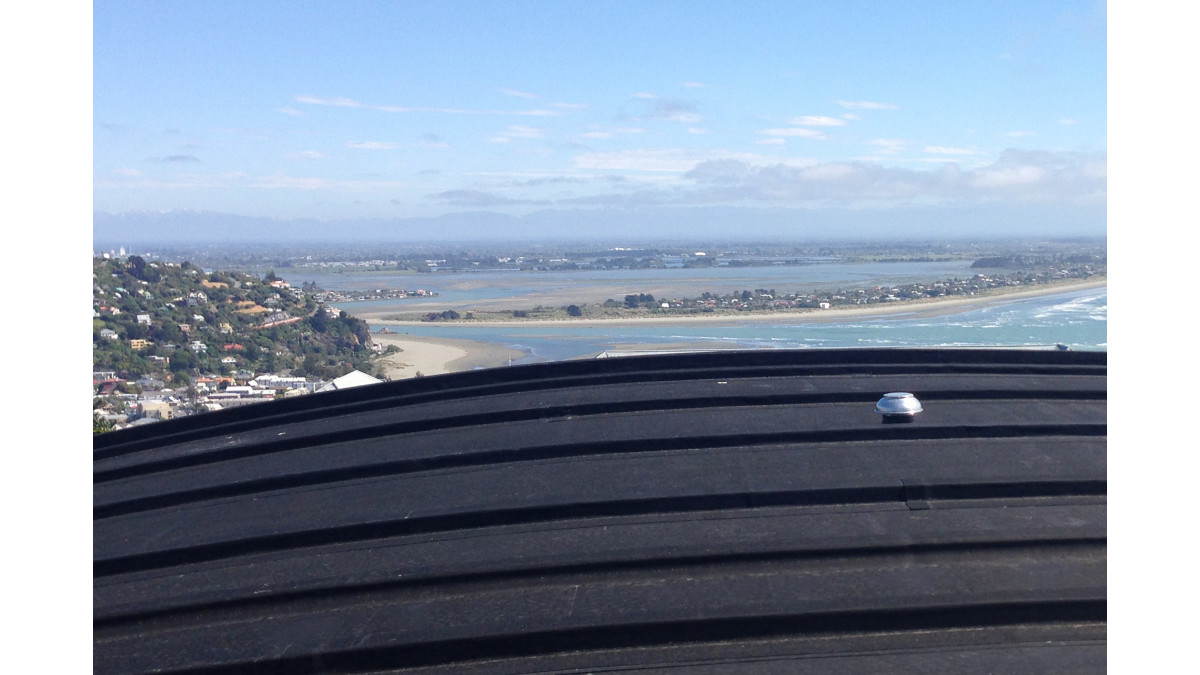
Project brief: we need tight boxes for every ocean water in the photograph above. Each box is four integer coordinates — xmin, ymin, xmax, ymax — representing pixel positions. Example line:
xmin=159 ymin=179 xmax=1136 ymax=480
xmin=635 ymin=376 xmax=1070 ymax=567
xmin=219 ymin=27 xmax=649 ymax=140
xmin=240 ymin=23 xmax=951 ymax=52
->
xmin=369 ymin=286 xmax=1107 ymax=364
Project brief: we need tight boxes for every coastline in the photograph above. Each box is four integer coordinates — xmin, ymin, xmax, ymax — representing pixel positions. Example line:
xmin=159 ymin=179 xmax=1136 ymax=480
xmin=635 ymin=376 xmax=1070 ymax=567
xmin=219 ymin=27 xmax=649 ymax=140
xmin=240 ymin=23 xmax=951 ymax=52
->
xmin=357 ymin=277 xmax=1107 ymax=329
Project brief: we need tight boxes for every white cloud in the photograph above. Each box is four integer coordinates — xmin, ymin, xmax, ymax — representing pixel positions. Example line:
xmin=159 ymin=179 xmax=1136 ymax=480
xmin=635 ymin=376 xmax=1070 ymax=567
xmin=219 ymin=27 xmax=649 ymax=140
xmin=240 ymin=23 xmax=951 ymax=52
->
xmin=836 ymin=100 xmax=899 ymax=110
xmin=800 ymin=163 xmax=857 ymax=180
xmin=760 ymin=127 xmax=826 ymax=139
xmin=924 ymin=146 xmax=977 ymax=155
xmin=582 ymin=132 xmax=613 ymax=139
xmin=553 ymin=102 xmax=589 ymax=109
xmin=971 ymin=165 xmax=1046 ymax=187
xmin=789 ymin=115 xmax=846 ymax=127
xmin=500 ymin=88 xmax=539 ymax=99
xmin=288 ymin=150 xmax=326 ymax=160
xmin=1059 ymin=118 xmax=1078 ymax=125
xmin=347 ymin=141 xmax=398 ymax=150
xmin=1005 ymin=131 xmax=1038 ymax=137
xmin=677 ymin=149 xmax=1105 ymax=206
xmin=755 ymin=138 xmax=786 ymax=145
xmin=687 ymin=127 xmax=710 ymax=134
xmin=276 ymin=107 xmax=304 ymax=116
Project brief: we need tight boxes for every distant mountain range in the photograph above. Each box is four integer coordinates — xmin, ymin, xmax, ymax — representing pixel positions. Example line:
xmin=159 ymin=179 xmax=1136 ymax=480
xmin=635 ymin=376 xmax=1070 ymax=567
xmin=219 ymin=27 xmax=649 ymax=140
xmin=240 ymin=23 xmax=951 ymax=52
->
xmin=94 ymin=204 xmax=1106 ymax=246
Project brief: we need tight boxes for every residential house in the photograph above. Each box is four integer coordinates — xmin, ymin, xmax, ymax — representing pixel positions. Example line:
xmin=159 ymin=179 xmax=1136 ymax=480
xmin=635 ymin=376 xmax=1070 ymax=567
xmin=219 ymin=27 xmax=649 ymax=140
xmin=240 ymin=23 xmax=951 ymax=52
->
xmin=129 ymin=338 xmax=151 ymax=351
xmin=99 ymin=328 xmax=118 ymax=340
xmin=139 ymin=400 xmax=175 ymax=420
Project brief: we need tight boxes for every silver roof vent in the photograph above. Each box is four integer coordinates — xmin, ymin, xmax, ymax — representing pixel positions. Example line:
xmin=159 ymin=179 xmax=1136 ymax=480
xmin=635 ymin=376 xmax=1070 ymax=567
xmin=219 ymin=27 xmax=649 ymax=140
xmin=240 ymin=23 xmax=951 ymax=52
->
xmin=875 ymin=392 xmax=923 ymax=422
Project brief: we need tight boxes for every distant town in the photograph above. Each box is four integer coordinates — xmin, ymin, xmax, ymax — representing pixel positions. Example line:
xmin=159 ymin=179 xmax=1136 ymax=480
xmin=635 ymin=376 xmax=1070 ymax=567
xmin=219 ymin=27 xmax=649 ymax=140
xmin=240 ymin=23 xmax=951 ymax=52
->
xmin=94 ymin=239 xmax=1106 ymax=433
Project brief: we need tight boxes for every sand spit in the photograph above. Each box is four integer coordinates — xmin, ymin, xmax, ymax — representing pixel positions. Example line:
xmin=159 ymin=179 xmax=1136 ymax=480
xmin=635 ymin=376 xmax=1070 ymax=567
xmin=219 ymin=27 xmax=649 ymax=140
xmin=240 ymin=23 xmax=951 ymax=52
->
xmin=357 ymin=278 xmax=1107 ymax=329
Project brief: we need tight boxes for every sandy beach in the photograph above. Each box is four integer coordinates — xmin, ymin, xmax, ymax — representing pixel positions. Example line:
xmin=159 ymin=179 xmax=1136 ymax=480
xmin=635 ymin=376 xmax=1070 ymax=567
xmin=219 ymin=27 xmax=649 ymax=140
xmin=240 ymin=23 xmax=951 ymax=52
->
xmin=372 ymin=333 xmax=526 ymax=380
xmin=358 ymin=277 xmax=1107 ymax=328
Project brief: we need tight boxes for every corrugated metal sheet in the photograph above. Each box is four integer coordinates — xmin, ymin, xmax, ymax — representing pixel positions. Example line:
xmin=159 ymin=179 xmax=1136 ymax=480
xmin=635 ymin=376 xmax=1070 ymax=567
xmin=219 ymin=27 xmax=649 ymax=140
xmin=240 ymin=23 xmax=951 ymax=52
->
xmin=94 ymin=348 xmax=1106 ymax=673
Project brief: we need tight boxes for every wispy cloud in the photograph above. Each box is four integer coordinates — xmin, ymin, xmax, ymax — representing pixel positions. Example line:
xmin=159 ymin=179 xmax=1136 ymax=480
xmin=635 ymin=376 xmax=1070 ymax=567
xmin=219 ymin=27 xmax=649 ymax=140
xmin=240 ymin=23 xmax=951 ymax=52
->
xmin=1059 ymin=118 xmax=1078 ymax=125
xmin=421 ymin=133 xmax=449 ymax=148
xmin=162 ymin=155 xmax=200 ymax=163
xmin=252 ymin=174 xmax=330 ymax=190
xmin=581 ymin=126 xmax=643 ymax=140
xmin=648 ymin=99 xmax=702 ymax=123
xmin=870 ymin=139 xmax=909 ymax=154
xmin=760 ymin=127 xmax=826 ymax=140
xmin=296 ymin=95 xmax=362 ymax=107
xmin=489 ymin=125 xmax=543 ymax=143
xmin=573 ymin=149 xmax=815 ymax=173
xmin=837 ymin=100 xmax=899 ymax=110
xmin=755 ymin=138 xmax=786 ymax=145
xmin=296 ymin=94 xmax=561 ymax=117
xmin=1004 ymin=131 xmax=1037 ymax=137
xmin=95 ymin=171 xmax=408 ymax=193
xmin=924 ymin=145 xmax=977 ymax=155
xmin=427 ymin=189 xmax=543 ymax=207
xmin=347 ymin=141 xmax=398 ymax=150
xmin=276 ymin=107 xmax=304 ymax=116
xmin=790 ymin=115 xmax=846 ymax=126
xmin=287 ymin=150 xmax=326 ymax=160
xmin=499 ymin=88 xmax=539 ymax=99
xmin=687 ymin=127 xmax=710 ymax=135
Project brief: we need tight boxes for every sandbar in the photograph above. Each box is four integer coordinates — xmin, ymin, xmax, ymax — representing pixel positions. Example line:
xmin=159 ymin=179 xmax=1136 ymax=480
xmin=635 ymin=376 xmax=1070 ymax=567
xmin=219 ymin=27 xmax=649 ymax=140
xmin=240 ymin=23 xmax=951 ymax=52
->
xmin=357 ymin=277 xmax=1106 ymax=328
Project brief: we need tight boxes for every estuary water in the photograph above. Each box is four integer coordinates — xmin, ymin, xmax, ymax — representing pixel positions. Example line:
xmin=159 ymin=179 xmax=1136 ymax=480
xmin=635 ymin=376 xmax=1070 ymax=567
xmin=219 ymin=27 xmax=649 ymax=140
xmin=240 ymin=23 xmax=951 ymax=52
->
xmin=298 ymin=259 xmax=982 ymax=312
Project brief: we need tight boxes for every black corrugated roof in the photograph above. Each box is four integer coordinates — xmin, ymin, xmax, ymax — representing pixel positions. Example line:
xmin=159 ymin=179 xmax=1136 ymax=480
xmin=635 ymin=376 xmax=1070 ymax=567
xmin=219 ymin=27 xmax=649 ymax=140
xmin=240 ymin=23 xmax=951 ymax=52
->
xmin=94 ymin=348 xmax=1106 ymax=673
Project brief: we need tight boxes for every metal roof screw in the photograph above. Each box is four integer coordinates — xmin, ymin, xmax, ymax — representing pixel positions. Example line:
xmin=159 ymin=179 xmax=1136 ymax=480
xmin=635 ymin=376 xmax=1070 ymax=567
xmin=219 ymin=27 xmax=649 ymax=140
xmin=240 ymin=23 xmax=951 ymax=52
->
xmin=876 ymin=392 xmax=923 ymax=423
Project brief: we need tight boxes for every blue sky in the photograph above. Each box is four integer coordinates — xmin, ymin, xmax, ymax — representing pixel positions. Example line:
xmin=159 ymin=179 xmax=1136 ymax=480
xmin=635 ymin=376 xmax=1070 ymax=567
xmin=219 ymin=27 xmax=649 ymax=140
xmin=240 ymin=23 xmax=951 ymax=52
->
xmin=93 ymin=0 xmax=1106 ymax=233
